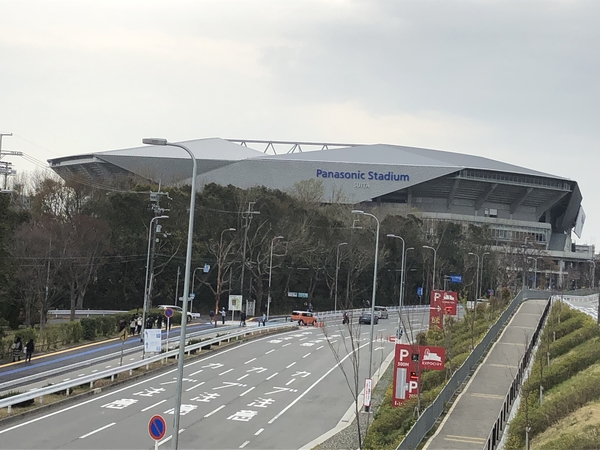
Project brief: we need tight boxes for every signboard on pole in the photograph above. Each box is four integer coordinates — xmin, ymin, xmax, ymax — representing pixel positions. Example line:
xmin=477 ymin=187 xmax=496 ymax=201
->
xmin=392 ymin=344 xmax=420 ymax=406
xmin=363 ymin=378 xmax=372 ymax=408
xmin=449 ymin=275 xmax=462 ymax=283
xmin=418 ymin=345 xmax=446 ymax=371
xmin=148 ymin=414 xmax=167 ymax=441
xmin=430 ymin=290 xmax=458 ymax=329
xmin=144 ymin=329 xmax=162 ymax=354
xmin=229 ymin=295 xmax=242 ymax=311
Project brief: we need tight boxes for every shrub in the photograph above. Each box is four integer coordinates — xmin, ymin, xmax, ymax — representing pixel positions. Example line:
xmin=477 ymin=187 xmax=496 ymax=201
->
xmin=80 ymin=318 xmax=96 ymax=341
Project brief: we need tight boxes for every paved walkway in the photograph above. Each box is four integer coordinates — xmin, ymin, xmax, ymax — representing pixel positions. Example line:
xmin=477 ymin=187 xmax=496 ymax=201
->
xmin=423 ymin=299 xmax=548 ymax=449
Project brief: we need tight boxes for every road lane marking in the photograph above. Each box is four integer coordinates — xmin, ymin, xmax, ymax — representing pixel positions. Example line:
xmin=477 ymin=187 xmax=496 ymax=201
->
xmin=237 ymin=374 xmax=249 ymax=381
xmin=244 ymin=358 xmax=257 ymax=364
xmin=62 ymin=378 xmax=70 ymax=381
xmin=239 ymin=440 xmax=250 ymax=448
xmin=219 ymin=368 xmax=234 ymax=376
xmin=265 ymin=349 xmax=275 ymax=354
xmin=254 ymin=428 xmax=264 ymax=436
xmin=445 ymin=435 xmax=486 ymax=444
xmin=471 ymin=392 xmax=504 ymax=400
xmin=286 ymin=362 xmax=296 ymax=369
xmin=268 ymin=339 xmax=372 ymax=425
xmin=189 ymin=369 xmax=203 ymax=376
xmin=79 ymin=422 xmax=116 ymax=439
xmin=489 ymin=363 xmax=518 ymax=369
xmin=105 ymin=365 xmax=111 ymax=368
xmin=286 ymin=379 xmax=296 ymax=386
xmin=204 ymin=405 xmax=225 ymax=417
xmin=78 ymin=374 xmax=85 ymax=377
xmin=240 ymin=387 xmax=255 ymax=396
xmin=316 ymin=346 xmax=324 ymax=350
xmin=158 ymin=429 xmax=185 ymax=447
xmin=141 ymin=399 xmax=167 ymax=411
xmin=282 ymin=343 xmax=291 ymax=347
xmin=302 ymin=353 xmax=311 ymax=358
xmin=186 ymin=382 xmax=205 ymax=392
xmin=266 ymin=372 xmax=278 ymax=380
xmin=299 ymin=337 xmax=307 ymax=341
xmin=91 ymin=370 xmax=98 ymax=373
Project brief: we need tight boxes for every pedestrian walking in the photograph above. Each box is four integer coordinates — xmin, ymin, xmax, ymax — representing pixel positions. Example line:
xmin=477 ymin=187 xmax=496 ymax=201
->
xmin=25 ymin=339 xmax=34 ymax=362
xmin=261 ymin=313 xmax=267 ymax=327
xmin=129 ymin=316 xmax=136 ymax=335
xmin=136 ymin=316 xmax=142 ymax=335
xmin=209 ymin=310 xmax=215 ymax=324
xmin=240 ymin=311 xmax=246 ymax=327
xmin=11 ymin=337 xmax=22 ymax=362
xmin=157 ymin=315 xmax=163 ymax=330
xmin=220 ymin=308 xmax=226 ymax=325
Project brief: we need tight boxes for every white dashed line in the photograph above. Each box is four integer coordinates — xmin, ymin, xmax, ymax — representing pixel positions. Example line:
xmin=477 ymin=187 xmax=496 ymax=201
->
xmin=62 ymin=378 xmax=70 ymax=381
xmin=185 ymin=382 xmax=205 ymax=392
xmin=286 ymin=362 xmax=296 ymax=369
xmin=282 ymin=343 xmax=291 ymax=347
xmin=240 ymin=387 xmax=255 ymax=397
xmin=244 ymin=358 xmax=257 ymax=364
xmin=91 ymin=370 xmax=98 ymax=373
xmin=266 ymin=372 xmax=278 ymax=380
xmin=78 ymin=374 xmax=85 ymax=377
xmin=302 ymin=353 xmax=311 ymax=358
xmin=105 ymin=365 xmax=111 ymax=368
xmin=158 ymin=429 xmax=184 ymax=447
xmin=239 ymin=440 xmax=250 ymax=448
xmin=316 ymin=346 xmax=324 ymax=350
xmin=79 ymin=422 xmax=116 ymax=439
xmin=254 ymin=428 xmax=264 ymax=436
xmin=189 ymin=369 xmax=203 ymax=377
xmin=299 ymin=337 xmax=307 ymax=341
xmin=204 ymin=405 xmax=225 ymax=417
xmin=286 ymin=379 xmax=296 ymax=386
xmin=219 ymin=368 xmax=234 ymax=376
xmin=265 ymin=349 xmax=275 ymax=354
xmin=141 ymin=399 xmax=167 ymax=412
xmin=237 ymin=374 xmax=249 ymax=381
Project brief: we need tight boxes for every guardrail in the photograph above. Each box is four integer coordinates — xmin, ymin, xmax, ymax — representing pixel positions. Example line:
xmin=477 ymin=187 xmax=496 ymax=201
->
xmin=0 ymin=322 xmax=297 ymax=413
xmin=48 ymin=309 xmax=129 ymax=318
xmin=484 ymin=295 xmax=551 ymax=450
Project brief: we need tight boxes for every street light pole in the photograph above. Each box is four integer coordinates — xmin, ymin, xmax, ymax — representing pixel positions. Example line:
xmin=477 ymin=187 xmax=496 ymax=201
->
xmin=480 ymin=252 xmax=490 ymax=298
xmin=527 ymin=257 xmax=539 ymax=290
xmin=468 ymin=252 xmax=480 ymax=349
xmin=387 ymin=234 xmax=405 ymax=334
xmin=141 ymin=215 xmax=169 ymax=347
xmin=423 ymin=245 xmax=437 ymax=291
xmin=240 ymin=202 xmax=259 ymax=314
xmin=335 ymin=242 xmax=348 ymax=312
xmin=267 ymin=236 xmax=284 ymax=320
xmin=215 ymin=228 xmax=236 ymax=327
xmin=352 ymin=210 xmax=379 ymax=413
xmin=143 ymin=138 xmax=196 ymax=450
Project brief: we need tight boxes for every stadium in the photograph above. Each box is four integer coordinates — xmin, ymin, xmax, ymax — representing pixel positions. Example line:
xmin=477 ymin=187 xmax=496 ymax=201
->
xmin=48 ymin=138 xmax=595 ymax=289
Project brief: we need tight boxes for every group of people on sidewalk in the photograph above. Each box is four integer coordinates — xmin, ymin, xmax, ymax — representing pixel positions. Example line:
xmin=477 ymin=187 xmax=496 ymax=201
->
xmin=11 ymin=336 xmax=34 ymax=363
xmin=209 ymin=308 xmax=227 ymax=325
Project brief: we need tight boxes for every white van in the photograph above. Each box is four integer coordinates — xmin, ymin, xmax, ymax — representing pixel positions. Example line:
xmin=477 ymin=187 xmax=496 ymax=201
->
xmin=157 ymin=305 xmax=199 ymax=322
xmin=374 ymin=306 xmax=389 ymax=319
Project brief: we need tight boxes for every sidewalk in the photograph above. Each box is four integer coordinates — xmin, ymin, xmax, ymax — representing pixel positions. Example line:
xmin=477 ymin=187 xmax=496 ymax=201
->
xmin=423 ymin=299 xmax=548 ymax=449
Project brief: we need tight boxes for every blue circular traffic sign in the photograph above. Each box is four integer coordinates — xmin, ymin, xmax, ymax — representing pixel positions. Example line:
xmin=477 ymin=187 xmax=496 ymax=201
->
xmin=164 ymin=308 xmax=173 ymax=319
xmin=148 ymin=414 xmax=166 ymax=441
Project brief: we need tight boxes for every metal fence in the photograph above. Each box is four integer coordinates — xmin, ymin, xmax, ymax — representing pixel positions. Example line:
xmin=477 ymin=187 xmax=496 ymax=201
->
xmin=397 ymin=289 xmax=550 ymax=450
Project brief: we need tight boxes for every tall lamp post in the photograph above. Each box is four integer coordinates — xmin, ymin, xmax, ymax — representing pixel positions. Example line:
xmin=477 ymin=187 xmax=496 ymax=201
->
xmin=387 ymin=234 xmax=405 ymax=334
xmin=267 ymin=235 xmax=284 ymax=320
xmin=352 ymin=209 xmax=380 ymax=413
xmin=143 ymin=138 xmax=196 ymax=450
xmin=468 ymin=252 xmax=480 ymax=349
xmin=423 ymin=245 xmax=437 ymax=291
xmin=527 ymin=256 xmax=542 ymax=290
xmin=141 ymin=215 xmax=169 ymax=345
xmin=480 ymin=251 xmax=490 ymax=298
xmin=334 ymin=242 xmax=348 ymax=312
xmin=215 ymin=228 xmax=236 ymax=327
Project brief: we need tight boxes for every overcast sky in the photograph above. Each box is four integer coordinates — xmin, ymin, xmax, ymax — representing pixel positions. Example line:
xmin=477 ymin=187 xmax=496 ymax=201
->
xmin=1 ymin=0 xmax=598 ymax=246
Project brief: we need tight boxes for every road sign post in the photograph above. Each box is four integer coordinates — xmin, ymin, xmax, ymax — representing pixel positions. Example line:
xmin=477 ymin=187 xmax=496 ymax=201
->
xmin=363 ymin=378 xmax=373 ymax=412
xmin=148 ymin=414 xmax=167 ymax=450
xmin=164 ymin=308 xmax=173 ymax=352
xmin=119 ymin=328 xmax=127 ymax=366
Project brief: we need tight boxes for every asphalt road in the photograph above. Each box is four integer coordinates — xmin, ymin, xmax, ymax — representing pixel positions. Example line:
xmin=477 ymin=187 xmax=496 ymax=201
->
xmin=0 ymin=309 xmax=429 ymax=450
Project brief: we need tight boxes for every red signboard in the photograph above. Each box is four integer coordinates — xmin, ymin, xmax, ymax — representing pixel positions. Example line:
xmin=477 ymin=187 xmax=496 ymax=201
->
xmin=392 ymin=344 xmax=420 ymax=406
xmin=429 ymin=290 xmax=458 ymax=329
xmin=418 ymin=345 xmax=446 ymax=371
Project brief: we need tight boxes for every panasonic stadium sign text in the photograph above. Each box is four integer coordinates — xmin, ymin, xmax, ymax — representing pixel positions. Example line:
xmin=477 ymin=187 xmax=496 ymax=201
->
xmin=315 ymin=169 xmax=410 ymax=182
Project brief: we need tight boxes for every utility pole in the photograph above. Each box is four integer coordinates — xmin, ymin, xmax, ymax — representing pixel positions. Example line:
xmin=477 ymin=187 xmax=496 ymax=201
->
xmin=0 ymin=133 xmax=21 ymax=191
xmin=240 ymin=202 xmax=260 ymax=311
xmin=146 ymin=190 xmax=170 ymax=310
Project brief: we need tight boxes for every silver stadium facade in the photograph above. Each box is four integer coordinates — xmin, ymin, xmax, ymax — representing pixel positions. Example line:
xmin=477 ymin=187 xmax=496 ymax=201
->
xmin=49 ymin=138 xmax=595 ymax=289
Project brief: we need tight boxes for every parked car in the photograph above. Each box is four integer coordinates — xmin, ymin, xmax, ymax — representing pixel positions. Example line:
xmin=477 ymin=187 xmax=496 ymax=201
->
xmin=157 ymin=305 xmax=198 ymax=322
xmin=374 ymin=306 xmax=389 ymax=319
xmin=358 ymin=313 xmax=379 ymax=325
xmin=290 ymin=311 xmax=318 ymax=326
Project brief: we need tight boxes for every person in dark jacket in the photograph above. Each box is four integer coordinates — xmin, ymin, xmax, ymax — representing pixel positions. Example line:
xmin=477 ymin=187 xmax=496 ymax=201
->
xmin=25 ymin=339 xmax=34 ymax=362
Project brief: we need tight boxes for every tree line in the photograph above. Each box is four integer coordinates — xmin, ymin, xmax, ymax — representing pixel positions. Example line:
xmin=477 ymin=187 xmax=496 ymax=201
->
xmin=1 ymin=173 xmax=514 ymax=329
